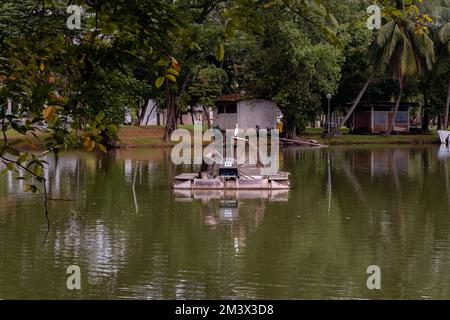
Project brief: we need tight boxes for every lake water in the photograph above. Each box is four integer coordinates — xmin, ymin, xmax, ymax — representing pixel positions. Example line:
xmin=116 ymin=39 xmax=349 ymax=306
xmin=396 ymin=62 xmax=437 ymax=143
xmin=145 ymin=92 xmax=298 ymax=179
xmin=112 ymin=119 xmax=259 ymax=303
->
xmin=1 ymin=145 xmax=450 ymax=299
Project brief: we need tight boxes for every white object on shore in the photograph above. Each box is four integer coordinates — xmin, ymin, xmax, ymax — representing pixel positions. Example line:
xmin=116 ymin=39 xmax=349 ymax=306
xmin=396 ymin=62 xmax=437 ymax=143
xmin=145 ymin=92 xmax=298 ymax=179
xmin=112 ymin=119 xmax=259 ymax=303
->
xmin=437 ymin=130 xmax=450 ymax=144
xmin=6 ymin=98 xmax=12 ymax=115
xmin=124 ymin=110 xmax=132 ymax=125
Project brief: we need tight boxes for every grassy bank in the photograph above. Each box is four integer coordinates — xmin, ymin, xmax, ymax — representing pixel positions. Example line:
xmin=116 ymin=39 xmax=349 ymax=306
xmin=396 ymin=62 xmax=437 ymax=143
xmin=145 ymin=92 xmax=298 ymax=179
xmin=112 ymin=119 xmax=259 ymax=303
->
xmin=119 ymin=126 xmax=439 ymax=147
xmin=118 ymin=126 xmax=175 ymax=148
xmin=2 ymin=126 xmax=175 ymax=150
xmin=3 ymin=125 xmax=440 ymax=150
xmin=299 ymin=128 xmax=439 ymax=145
xmin=2 ymin=129 xmax=46 ymax=150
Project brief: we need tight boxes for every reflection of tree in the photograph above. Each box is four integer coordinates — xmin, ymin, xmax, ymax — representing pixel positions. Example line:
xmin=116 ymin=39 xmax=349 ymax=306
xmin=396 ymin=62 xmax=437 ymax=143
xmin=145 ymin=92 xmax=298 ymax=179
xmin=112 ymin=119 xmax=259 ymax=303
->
xmin=331 ymin=146 xmax=450 ymax=298
xmin=3 ymin=146 xmax=450 ymax=299
xmin=443 ymin=160 xmax=450 ymax=208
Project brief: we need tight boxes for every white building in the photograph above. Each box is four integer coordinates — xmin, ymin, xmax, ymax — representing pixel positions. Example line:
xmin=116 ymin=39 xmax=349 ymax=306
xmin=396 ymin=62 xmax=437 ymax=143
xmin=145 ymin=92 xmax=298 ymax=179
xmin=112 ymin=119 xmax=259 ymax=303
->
xmin=138 ymin=99 xmax=212 ymax=126
xmin=179 ymin=106 xmax=212 ymax=126
xmin=213 ymin=94 xmax=278 ymax=131
xmin=138 ymin=99 xmax=159 ymax=126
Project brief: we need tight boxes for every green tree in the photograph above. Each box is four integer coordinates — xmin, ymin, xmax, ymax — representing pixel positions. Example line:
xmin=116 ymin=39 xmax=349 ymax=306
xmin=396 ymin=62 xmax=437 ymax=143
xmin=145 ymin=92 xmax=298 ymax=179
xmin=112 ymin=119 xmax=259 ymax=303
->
xmin=226 ymin=5 xmax=343 ymax=138
xmin=153 ymin=0 xmax=227 ymax=140
xmin=0 ymin=0 xmax=183 ymax=234
xmin=336 ymin=0 xmax=436 ymax=135
xmin=186 ymin=65 xmax=228 ymax=128
xmin=437 ymin=19 xmax=450 ymax=128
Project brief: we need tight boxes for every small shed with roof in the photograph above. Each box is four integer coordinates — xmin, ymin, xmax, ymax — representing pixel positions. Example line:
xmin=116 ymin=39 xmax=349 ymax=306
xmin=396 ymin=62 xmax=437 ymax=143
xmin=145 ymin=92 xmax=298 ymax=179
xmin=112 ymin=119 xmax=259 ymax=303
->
xmin=214 ymin=94 xmax=279 ymax=131
xmin=352 ymin=101 xmax=419 ymax=134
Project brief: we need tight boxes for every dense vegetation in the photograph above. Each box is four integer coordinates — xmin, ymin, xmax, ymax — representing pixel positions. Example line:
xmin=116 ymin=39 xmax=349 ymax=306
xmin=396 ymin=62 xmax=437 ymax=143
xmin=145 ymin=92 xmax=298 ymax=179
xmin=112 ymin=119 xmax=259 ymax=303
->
xmin=0 ymin=0 xmax=449 ymax=192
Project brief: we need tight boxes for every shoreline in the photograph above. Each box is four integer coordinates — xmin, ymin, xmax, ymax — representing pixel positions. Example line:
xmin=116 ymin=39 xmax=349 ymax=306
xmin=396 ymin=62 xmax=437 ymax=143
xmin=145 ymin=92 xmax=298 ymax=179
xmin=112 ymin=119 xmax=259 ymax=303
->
xmin=118 ymin=126 xmax=441 ymax=148
xmin=3 ymin=125 xmax=441 ymax=150
xmin=307 ymin=135 xmax=439 ymax=146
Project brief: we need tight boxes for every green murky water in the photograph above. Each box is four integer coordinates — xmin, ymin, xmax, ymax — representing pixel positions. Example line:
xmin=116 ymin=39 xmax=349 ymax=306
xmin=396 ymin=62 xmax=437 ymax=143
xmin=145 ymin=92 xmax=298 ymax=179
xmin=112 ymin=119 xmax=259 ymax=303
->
xmin=1 ymin=145 xmax=450 ymax=299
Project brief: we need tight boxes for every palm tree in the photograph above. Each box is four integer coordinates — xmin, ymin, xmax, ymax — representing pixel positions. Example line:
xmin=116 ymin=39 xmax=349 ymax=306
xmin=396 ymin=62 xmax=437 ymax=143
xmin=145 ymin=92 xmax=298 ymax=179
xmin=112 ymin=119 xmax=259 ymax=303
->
xmin=336 ymin=1 xmax=435 ymax=136
xmin=381 ymin=18 xmax=435 ymax=135
xmin=437 ymin=22 xmax=450 ymax=128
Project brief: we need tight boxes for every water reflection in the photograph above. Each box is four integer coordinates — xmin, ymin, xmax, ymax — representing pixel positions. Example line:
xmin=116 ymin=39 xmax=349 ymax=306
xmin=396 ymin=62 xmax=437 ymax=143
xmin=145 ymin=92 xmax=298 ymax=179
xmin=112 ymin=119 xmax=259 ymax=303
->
xmin=438 ymin=145 xmax=450 ymax=160
xmin=1 ymin=145 xmax=450 ymax=299
xmin=174 ymin=189 xmax=289 ymax=202
xmin=174 ymin=189 xmax=289 ymax=255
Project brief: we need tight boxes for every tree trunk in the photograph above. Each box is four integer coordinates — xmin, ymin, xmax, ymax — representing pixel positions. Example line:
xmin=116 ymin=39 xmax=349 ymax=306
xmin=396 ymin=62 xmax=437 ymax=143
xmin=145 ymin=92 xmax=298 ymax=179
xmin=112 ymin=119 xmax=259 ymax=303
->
xmin=145 ymin=103 xmax=157 ymax=125
xmin=334 ymin=73 xmax=375 ymax=135
xmin=137 ymin=99 xmax=149 ymax=125
xmin=190 ymin=106 xmax=195 ymax=125
xmin=444 ymin=78 xmax=450 ymax=130
xmin=422 ymin=87 xmax=429 ymax=133
xmin=396 ymin=0 xmax=405 ymax=10
xmin=422 ymin=111 xmax=429 ymax=134
xmin=202 ymin=106 xmax=211 ymax=129
xmin=284 ymin=120 xmax=297 ymax=140
xmin=164 ymin=81 xmax=177 ymax=141
xmin=385 ymin=80 xmax=404 ymax=136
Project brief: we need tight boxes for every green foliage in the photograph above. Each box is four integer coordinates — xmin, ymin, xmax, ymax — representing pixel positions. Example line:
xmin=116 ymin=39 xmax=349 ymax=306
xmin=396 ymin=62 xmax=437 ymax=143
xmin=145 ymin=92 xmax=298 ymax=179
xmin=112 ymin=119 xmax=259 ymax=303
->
xmin=0 ymin=0 xmax=182 ymax=192
xmin=226 ymin=6 xmax=344 ymax=135
xmin=334 ymin=0 xmax=447 ymax=134
xmin=0 ymin=0 xmax=448 ymax=189
xmin=215 ymin=42 xmax=225 ymax=62
xmin=188 ymin=66 xmax=228 ymax=109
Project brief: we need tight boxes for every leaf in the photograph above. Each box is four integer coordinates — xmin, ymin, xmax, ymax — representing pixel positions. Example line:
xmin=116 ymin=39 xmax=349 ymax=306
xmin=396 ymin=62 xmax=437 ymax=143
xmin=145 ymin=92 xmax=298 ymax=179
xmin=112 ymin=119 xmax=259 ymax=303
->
xmin=25 ymin=137 xmax=37 ymax=149
xmin=21 ymin=86 xmax=32 ymax=98
xmin=320 ymin=26 xmax=340 ymax=47
xmin=156 ymin=59 xmax=169 ymax=67
xmin=34 ymin=164 xmax=43 ymax=177
xmin=17 ymin=153 xmax=29 ymax=164
xmin=95 ymin=111 xmax=105 ymax=122
xmin=264 ymin=0 xmax=278 ymax=8
xmin=164 ymin=74 xmax=177 ymax=82
xmin=43 ymin=106 xmax=56 ymax=120
xmin=87 ymin=140 xmax=96 ymax=152
xmin=83 ymin=137 xmax=91 ymax=147
xmin=166 ymin=68 xmax=180 ymax=77
xmin=47 ymin=113 xmax=59 ymax=125
xmin=39 ymin=63 xmax=45 ymax=72
xmin=170 ymin=57 xmax=181 ymax=72
xmin=155 ymin=76 xmax=165 ymax=88
xmin=224 ymin=19 xmax=237 ymax=39
xmin=96 ymin=143 xmax=107 ymax=153
xmin=106 ymin=124 xmax=118 ymax=135
xmin=215 ymin=42 xmax=225 ymax=62
xmin=6 ymin=147 xmax=20 ymax=157
xmin=24 ymin=184 xmax=39 ymax=193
